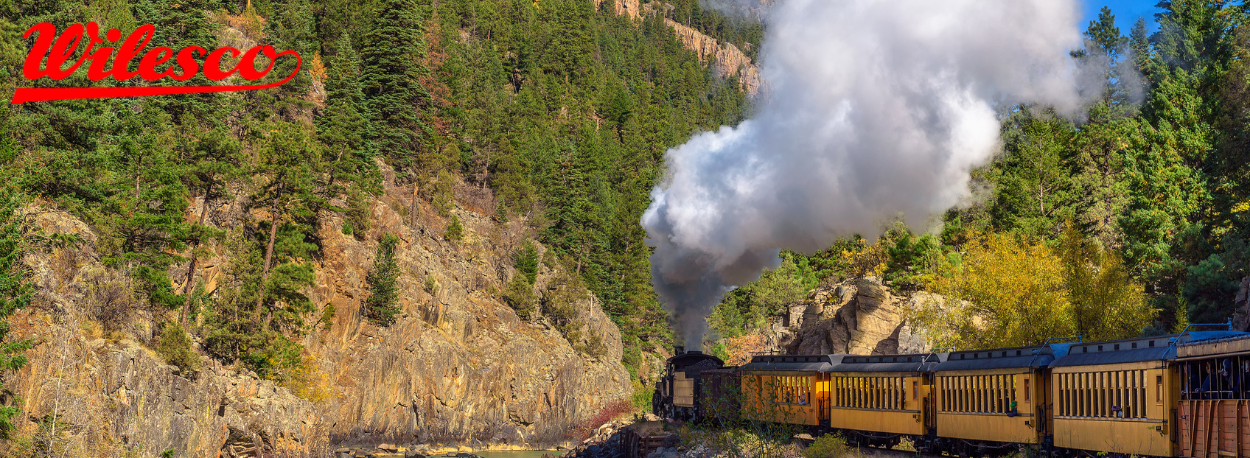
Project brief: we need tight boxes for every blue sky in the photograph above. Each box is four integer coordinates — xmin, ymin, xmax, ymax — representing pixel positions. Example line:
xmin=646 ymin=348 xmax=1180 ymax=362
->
xmin=1081 ymin=0 xmax=1161 ymax=35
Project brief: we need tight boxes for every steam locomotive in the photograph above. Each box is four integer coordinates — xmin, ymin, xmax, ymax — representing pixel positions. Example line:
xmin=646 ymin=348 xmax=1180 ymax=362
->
xmin=654 ymin=324 xmax=1250 ymax=457
xmin=652 ymin=346 xmax=726 ymax=422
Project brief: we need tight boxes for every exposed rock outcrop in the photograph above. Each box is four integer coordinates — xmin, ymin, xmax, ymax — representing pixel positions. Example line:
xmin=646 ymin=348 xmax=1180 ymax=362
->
xmin=594 ymin=0 xmax=642 ymax=20
xmin=6 ymin=162 xmax=632 ymax=456
xmin=762 ymin=278 xmax=927 ymax=356
xmin=661 ymin=18 xmax=761 ymax=95
xmin=597 ymin=0 xmax=762 ymax=95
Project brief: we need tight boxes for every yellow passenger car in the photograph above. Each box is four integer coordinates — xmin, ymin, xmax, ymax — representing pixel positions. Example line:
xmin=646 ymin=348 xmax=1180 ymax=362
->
xmin=1049 ymin=336 xmax=1182 ymax=457
xmin=826 ymin=353 xmax=943 ymax=448
xmin=739 ymin=354 xmax=833 ymax=427
xmin=929 ymin=346 xmax=1053 ymax=455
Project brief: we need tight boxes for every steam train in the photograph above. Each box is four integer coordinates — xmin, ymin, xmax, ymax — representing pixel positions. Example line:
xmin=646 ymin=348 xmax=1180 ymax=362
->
xmin=653 ymin=324 xmax=1250 ymax=457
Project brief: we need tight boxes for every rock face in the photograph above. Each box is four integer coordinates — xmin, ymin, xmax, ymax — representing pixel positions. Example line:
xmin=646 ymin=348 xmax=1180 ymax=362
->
xmin=661 ymin=18 xmax=762 ymax=95
xmin=595 ymin=0 xmax=762 ymax=95
xmin=594 ymin=0 xmax=642 ymax=20
xmin=6 ymin=162 xmax=632 ymax=456
xmin=766 ymin=278 xmax=927 ymax=356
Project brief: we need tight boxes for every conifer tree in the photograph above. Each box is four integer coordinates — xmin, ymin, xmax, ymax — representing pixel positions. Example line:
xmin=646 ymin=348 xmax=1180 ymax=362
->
xmin=177 ymin=123 xmax=242 ymax=326
xmin=364 ymin=233 xmax=401 ymax=326
xmin=252 ymin=123 xmax=324 ymax=329
xmin=108 ymin=105 xmax=191 ymax=310
xmin=320 ymin=33 xmax=381 ymax=199
xmin=359 ymin=0 xmax=434 ymax=171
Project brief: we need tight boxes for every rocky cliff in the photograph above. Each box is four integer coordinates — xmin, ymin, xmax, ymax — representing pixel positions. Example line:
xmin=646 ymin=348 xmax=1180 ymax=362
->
xmin=6 ymin=163 xmax=631 ymax=457
xmin=660 ymin=18 xmax=761 ymax=95
xmin=760 ymin=277 xmax=928 ymax=356
xmin=596 ymin=0 xmax=763 ymax=95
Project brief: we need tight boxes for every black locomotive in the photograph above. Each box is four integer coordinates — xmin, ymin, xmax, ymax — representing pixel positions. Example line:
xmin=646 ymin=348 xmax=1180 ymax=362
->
xmin=652 ymin=346 xmax=725 ymax=421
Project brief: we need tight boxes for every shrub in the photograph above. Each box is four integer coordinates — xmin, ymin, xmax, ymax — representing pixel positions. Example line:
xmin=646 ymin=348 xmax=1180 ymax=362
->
xmin=319 ymin=303 xmax=335 ymax=330
xmin=236 ymin=330 xmax=303 ymax=380
xmin=513 ymin=241 xmax=539 ymax=285
xmin=445 ymin=215 xmax=463 ymax=242
xmin=281 ymin=352 xmax=333 ymax=402
xmin=155 ymin=322 xmax=201 ymax=377
xmin=432 ymin=169 xmax=455 ymax=216
xmin=424 ymin=275 xmax=439 ymax=295
xmin=502 ymin=275 xmax=537 ymax=320
xmin=630 ymin=379 xmax=653 ymax=412
xmin=543 ymin=266 xmax=584 ymax=327
xmin=364 ymin=233 xmax=401 ymax=326
xmin=344 ymin=187 xmax=371 ymax=239
xmin=805 ymin=434 xmax=855 ymax=458
xmin=569 ymin=400 xmax=633 ymax=440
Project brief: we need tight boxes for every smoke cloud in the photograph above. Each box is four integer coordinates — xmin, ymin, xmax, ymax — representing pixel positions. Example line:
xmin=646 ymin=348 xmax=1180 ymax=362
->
xmin=642 ymin=0 xmax=1092 ymax=349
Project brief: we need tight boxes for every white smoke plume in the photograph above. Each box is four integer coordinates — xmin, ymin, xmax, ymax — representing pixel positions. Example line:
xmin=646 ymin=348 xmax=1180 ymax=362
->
xmin=642 ymin=0 xmax=1092 ymax=349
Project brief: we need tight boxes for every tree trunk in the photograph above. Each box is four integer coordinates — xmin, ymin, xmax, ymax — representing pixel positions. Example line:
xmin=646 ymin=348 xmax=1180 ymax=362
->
xmin=180 ymin=183 xmax=215 ymax=327
xmin=258 ymin=187 xmax=283 ymax=331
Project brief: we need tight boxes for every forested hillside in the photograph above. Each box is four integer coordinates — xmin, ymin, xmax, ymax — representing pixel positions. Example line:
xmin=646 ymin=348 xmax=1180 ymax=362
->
xmin=0 ymin=0 xmax=761 ymax=417
xmin=709 ymin=3 xmax=1250 ymax=357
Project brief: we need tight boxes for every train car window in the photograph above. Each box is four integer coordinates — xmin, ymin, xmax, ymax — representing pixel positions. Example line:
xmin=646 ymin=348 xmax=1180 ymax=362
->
xmin=1024 ymin=378 xmax=1030 ymax=402
xmin=1138 ymin=370 xmax=1146 ymax=417
xmin=1156 ymin=375 xmax=1163 ymax=404
xmin=913 ymin=380 xmax=918 ymax=401
xmin=1061 ymin=374 xmax=1068 ymax=416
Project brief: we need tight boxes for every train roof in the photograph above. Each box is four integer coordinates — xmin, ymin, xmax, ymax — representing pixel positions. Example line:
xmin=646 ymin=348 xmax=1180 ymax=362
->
xmin=933 ymin=345 xmax=1055 ymax=371
xmin=828 ymin=353 xmax=946 ymax=373
xmin=739 ymin=354 xmax=835 ymax=373
xmin=1049 ymin=331 xmax=1246 ymax=367
xmin=1175 ymin=332 xmax=1250 ymax=360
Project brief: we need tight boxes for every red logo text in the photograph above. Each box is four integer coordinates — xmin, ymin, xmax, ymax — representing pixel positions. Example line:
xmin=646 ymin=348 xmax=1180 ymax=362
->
xmin=13 ymin=22 xmax=301 ymax=104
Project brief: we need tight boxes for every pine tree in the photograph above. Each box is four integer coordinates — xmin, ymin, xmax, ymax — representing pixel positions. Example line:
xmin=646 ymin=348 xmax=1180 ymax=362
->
xmin=364 ymin=233 xmax=402 ymax=326
xmin=320 ymin=33 xmax=382 ymax=199
xmin=1129 ymin=18 xmax=1151 ymax=75
xmin=359 ymin=0 xmax=434 ymax=171
xmin=989 ymin=112 xmax=1077 ymax=240
xmin=177 ymin=121 xmax=242 ymax=326
xmin=251 ymin=123 xmax=324 ymax=330
xmin=107 ymin=104 xmax=191 ymax=311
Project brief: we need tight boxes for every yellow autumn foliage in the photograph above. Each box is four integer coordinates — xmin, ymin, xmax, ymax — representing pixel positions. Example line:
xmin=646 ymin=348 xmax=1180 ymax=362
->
xmin=840 ymin=240 xmax=888 ymax=278
xmin=911 ymin=228 xmax=1154 ymax=351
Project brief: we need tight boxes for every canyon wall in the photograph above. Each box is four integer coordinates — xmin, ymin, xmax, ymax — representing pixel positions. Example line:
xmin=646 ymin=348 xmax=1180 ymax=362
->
xmin=6 ymin=163 xmax=631 ymax=457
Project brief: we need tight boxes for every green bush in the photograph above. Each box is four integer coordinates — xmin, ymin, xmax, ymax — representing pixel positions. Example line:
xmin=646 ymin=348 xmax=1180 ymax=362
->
xmin=513 ymin=241 xmax=540 ymax=285
xmin=424 ymin=275 xmax=439 ymax=295
xmin=502 ymin=275 xmax=537 ymax=320
xmin=344 ymin=187 xmax=371 ymax=240
xmin=804 ymin=434 xmax=855 ymax=458
xmin=445 ymin=215 xmax=463 ymax=242
xmin=630 ymin=379 xmax=653 ymax=412
xmin=319 ymin=303 xmax=335 ymax=330
xmin=155 ymin=322 xmax=201 ymax=377
xmin=364 ymin=233 xmax=402 ymax=326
